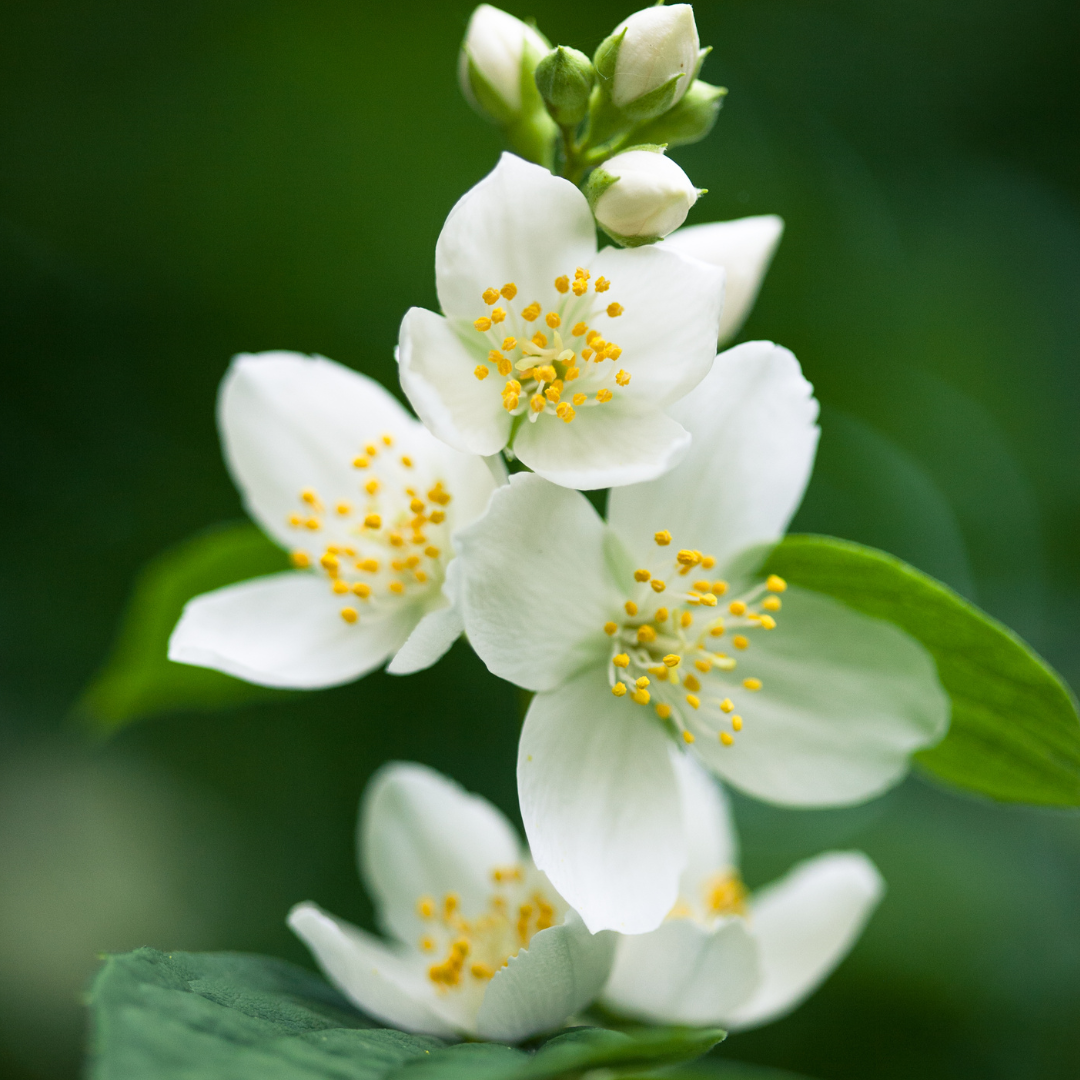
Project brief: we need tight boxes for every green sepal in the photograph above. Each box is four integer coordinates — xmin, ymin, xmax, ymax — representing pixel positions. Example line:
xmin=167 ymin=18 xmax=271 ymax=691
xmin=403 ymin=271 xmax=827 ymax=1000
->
xmin=761 ymin=534 xmax=1080 ymax=806
xmin=629 ymin=79 xmax=727 ymax=148
xmin=618 ymin=71 xmax=688 ymax=123
xmin=461 ymin=54 xmax=520 ymax=127
xmin=592 ymin=27 xmax=626 ymax=83
xmin=535 ymin=46 xmax=595 ymax=127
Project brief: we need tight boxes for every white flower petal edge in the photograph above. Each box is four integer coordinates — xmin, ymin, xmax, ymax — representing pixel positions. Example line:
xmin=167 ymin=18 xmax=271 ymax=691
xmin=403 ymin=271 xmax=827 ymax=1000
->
xmin=608 ymin=340 xmax=819 ymax=571
xmin=518 ymin=669 xmax=686 ymax=934
xmin=661 ymin=216 xmax=784 ymax=345
xmin=168 ymin=572 xmax=414 ymax=689
xmin=477 ymin=909 xmax=616 ymax=1042
xmin=722 ymin=852 xmax=884 ymax=1030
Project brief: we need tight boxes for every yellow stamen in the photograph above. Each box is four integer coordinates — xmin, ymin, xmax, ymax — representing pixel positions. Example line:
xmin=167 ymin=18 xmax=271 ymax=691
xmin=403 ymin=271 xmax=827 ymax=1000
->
xmin=663 ymin=654 xmax=681 ymax=668
xmin=474 ymin=316 xmax=492 ymax=332
xmin=554 ymin=275 xmax=569 ymax=293
xmin=353 ymin=456 xmax=369 ymax=468
xmin=637 ymin=625 xmax=657 ymax=643
xmin=733 ymin=635 xmax=749 ymax=650
xmin=571 ymin=322 xmax=588 ymax=337
xmin=474 ymin=365 xmax=489 ymax=380
xmin=613 ymin=654 xmax=629 ymax=668
xmin=502 ymin=336 xmax=517 ymax=350
xmin=482 ymin=287 xmax=500 ymax=305
xmin=594 ymin=276 xmax=610 ymax=292
xmin=766 ymin=574 xmax=788 ymax=592
xmin=720 ymin=731 xmax=735 ymax=746
xmin=656 ymin=703 xmax=673 ymax=719
xmin=615 ymin=370 xmax=630 ymax=386
xmin=612 ymin=682 xmax=627 ymax=697
xmin=729 ymin=600 xmax=747 ymax=616
xmin=491 ymin=307 xmax=506 ymax=323
xmin=353 ymin=582 xmax=371 ymax=598
xmin=290 ymin=551 xmax=310 ymax=568
xmin=743 ymin=678 xmax=762 ymax=691
xmin=763 ymin=595 xmax=782 ymax=611
xmin=655 ymin=530 xmax=672 ymax=546
xmin=720 ymin=698 xmax=734 ymax=713
xmin=625 ymin=600 xmax=638 ymax=616
xmin=501 ymin=283 xmax=517 ymax=300
xmin=732 ymin=715 xmax=743 ymax=731
xmin=545 ymin=311 xmax=561 ymax=328
xmin=521 ymin=301 xmax=541 ymax=321
xmin=389 ymin=581 xmax=405 ymax=595
xmin=606 ymin=302 xmax=624 ymax=317
xmin=340 ymin=607 xmax=358 ymax=624
xmin=651 ymin=579 xmax=666 ymax=593
xmin=596 ymin=388 xmax=613 ymax=402
xmin=635 ymin=676 xmax=650 ymax=690
xmin=634 ymin=569 xmax=651 ymax=582
xmin=683 ymin=729 xmax=695 ymax=743
xmin=686 ymin=694 xmax=700 ymax=709
xmin=604 ymin=621 xmax=618 ymax=635
xmin=364 ymin=513 xmax=381 ymax=529
xmin=631 ymin=688 xmax=651 ymax=705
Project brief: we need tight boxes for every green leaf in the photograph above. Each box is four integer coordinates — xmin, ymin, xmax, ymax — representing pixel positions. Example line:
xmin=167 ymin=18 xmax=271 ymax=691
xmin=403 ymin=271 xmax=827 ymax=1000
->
xmin=761 ymin=534 xmax=1080 ymax=805
xmin=78 ymin=521 xmax=292 ymax=732
xmin=87 ymin=948 xmax=442 ymax=1080
xmin=664 ymin=1062 xmax=820 ymax=1080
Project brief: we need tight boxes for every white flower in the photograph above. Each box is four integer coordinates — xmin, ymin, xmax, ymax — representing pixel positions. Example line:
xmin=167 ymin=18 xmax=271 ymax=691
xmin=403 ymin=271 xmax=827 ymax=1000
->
xmin=454 ymin=339 xmax=948 ymax=932
xmin=458 ymin=5 xmax=550 ymax=121
xmin=168 ymin=352 xmax=496 ymax=689
xmin=661 ymin=215 xmax=785 ymax=345
xmin=591 ymin=149 xmax=701 ymax=242
xmin=602 ymin=752 xmax=884 ymax=1028
xmin=397 ymin=152 xmax=725 ymax=490
xmin=288 ymin=762 xmax=615 ymax=1042
xmin=610 ymin=4 xmax=701 ymax=111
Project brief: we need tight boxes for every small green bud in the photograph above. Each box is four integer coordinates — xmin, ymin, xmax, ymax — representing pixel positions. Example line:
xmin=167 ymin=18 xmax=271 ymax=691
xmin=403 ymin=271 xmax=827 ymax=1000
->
xmin=535 ymin=46 xmax=595 ymax=127
xmin=629 ymin=80 xmax=727 ymax=148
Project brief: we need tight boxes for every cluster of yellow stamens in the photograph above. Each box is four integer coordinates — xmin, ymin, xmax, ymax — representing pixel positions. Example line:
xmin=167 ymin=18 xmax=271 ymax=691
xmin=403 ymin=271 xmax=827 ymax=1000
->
xmin=470 ymin=269 xmax=629 ymax=428
xmin=667 ymin=869 xmax=749 ymax=923
xmin=602 ymin=529 xmax=787 ymax=747
xmin=417 ymin=865 xmax=559 ymax=995
xmin=284 ymin=433 xmax=452 ymax=624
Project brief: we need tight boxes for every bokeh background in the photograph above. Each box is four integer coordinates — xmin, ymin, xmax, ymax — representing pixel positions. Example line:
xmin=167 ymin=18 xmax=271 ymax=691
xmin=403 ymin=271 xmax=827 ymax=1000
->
xmin=2 ymin=1 xmax=1079 ymax=1077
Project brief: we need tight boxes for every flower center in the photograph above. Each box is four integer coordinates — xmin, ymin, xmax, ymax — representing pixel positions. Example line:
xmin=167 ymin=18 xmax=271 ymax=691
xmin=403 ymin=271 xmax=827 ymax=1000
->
xmin=602 ymin=530 xmax=787 ymax=747
xmin=667 ymin=870 xmax=749 ymax=923
xmin=283 ymin=432 xmax=453 ymax=625
xmin=469 ymin=269 xmax=630 ymax=429
xmin=416 ymin=865 xmax=559 ymax=993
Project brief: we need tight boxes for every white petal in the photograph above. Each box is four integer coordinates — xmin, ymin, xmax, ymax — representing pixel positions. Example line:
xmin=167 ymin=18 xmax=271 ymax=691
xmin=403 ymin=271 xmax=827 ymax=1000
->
xmin=477 ymin=911 xmax=617 ymax=1042
xmin=360 ymin=762 xmax=523 ymax=946
xmin=724 ymin=852 xmax=884 ymax=1029
xmin=397 ymin=306 xmax=511 ymax=457
xmin=589 ymin=244 xmax=724 ymax=407
xmin=601 ymin=916 xmax=758 ymax=1025
xmin=669 ymin=749 xmax=739 ymax=910
xmin=661 ymin=217 xmax=784 ymax=345
xmin=608 ymin=341 xmax=819 ymax=568
xmin=513 ymin=397 xmax=691 ymax=491
xmin=455 ymin=474 xmax=626 ymax=692
xmin=219 ymin=352 xmax=417 ymax=549
xmin=435 ymin=153 xmax=596 ymax=323
xmin=691 ymin=586 xmax=950 ymax=806
xmin=287 ymin=902 xmax=459 ymax=1037
xmin=386 ymin=603 xmax=462 ymax=675
xmin=168 ymin=572 xmax=415 ymax=689
xmin=518 ymin=670 xmax=686 ymax=934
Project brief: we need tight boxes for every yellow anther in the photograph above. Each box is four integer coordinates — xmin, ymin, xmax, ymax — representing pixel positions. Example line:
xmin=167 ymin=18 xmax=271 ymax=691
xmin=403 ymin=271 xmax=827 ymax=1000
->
xmin=637 ymin=625 xmax=657 ymax=643
xmin=496 ymin=356 xmax=512 ymax=376
xmin=701 ymin=555 xmax=716 ymax=569
xmin=680 ymin=611 xmax=693 ymax=628
xmin=405 ymin=555 xmax=420 ymax=569
xmin=613 ymin=654 xmax=630 ymax=668
xmin=522 ymin=301 xmax=541 ymax=321
xmin=554 ymin=275 xmax=570 ymax=293
xmin=571 ymin=321 xmax=588 ymax=337
xmin=695 ymin=659 xmax=711 ymax=673
xmin=501 ymin=282 xmax=517 ymax=300
xmin=732 ymin=715 xmax=743 ymax=731
xmin=606 ymin=302 xmax=624 ymax=317
xmin=729 ymin=600 xmax=747 ymax=616
xmin=574 ymin=266 xmax=590 ymax=280
xmin=649 ymin=665 xmax=669 ymax=680
xmin=631 ymin=688 xmax=651 ymax=705
xmin=677 ymin=549 xmax=702 ymax=567
xmin=366 ymin=480 xmax=380 ymax=496
xmin=418 ymin=897 xmax=435 ymax=918
xmin=353 ymin=456 xmax=369 ymax=468
xmin=594 ymin=276 xmax=610 ymax=292
xmin=683 ymin=729 xmax=695 ymax=743
xmin=650 ymin=579 xmax=666 ymax=593
xmin=427 ymin=484 xmax=451 ymax=506
xmin=332 ymin=579 xmax=349 ymax=595
xmin=320 ymin=552 xmax=339 ymax=571
xmin=733 ymin=635 xmax=749 ymax=650
xmin=532 ymin=331 xmax=548 ymax=348
xmin=420 ymin=936 xmax=436 ymax=952
xmin=596 ymin=388 xmax=613 ymax=402
xmin=720 ymin=698 xmax=734 ymax=713
xmin=759 ymin=614 xmax=777 ymax=629
xmin=743 ymin=678 xmax=762 ymax=691
xmin=381 ymin=434 xmax=393 ymax=447
xmin=562 ymin=367 xmax=579 ymax=383
xmin=612 ymin=682 xmax=627 ymax=697
xmin=482 ymin=287 xmax=500 ymax=305
xmin=606 ymin=345 xmax=622 ymax=361
xmin=474 ymin=316 xmax=492 ymax=332
xmin=430 ymin=510 xmax=445 ymax=524
xmin=365 ymin=444 xmax=378 ymax=456
xmin=615 ymin=369 xmax=630 ymax=386
xmin=656 ymin=703 xmax=673 ymax=720
xmin=686 ymin=694 xmax=700 ymax=709
xmin=572 ymin=278 xmax=588 ymax=296
xmin=763 ymin=595 xmax=782 ymax=611
xmin=556 ymin=403 xmax=575 ymax=423
xmin=634 ymin=569 xmax=651 ymax=582
xmin=663 ymin=654 xmax=681 ymax=668
xmin=636 ymin=676 xmax=650 ymax=690
xmin=693 ymin=580 xmax=710 ymax=592
xmin=709 ymin=625 xmax=725 ymax=637
xmin=581 ymin=349 xmax=593 ymax=361
xmin=766 ymin=574 xmax=788 ymax=592
xmin=546 ymin=311 xmax=561 ymax=328
xmin=359 ymin=558 xmax=379 ymax=572
xmin=364 ymin=513 xmax=381 ymax=529
xmin=712 ymin=581 xmax=729 ymax=595
xmin=684 ymin=674 xmax=701 ymax=692
xmin=474 ymin=365 xmax=489 ymax=380
xmin=408 ymin=498 xmax=423 ymax=514
xmin=545 ymin=386 xmax=561 ymax=403
xmin=425 ymin=546 xmax=440 ymax=559
xmin=353 ymin=582 xmax=371 ymax=598
xmin=720 ymin=732 xmax=735 ymax=746
xmin=604 ymin=621 xmax=618 ymax=635
xmin=389 ymin=532 xmax=405 ymax=547
xmin=491 ymin=307 xmax=506 ymax=323
xmin=625 ymin=600 xmax=638 ymax=616
xmin=655 ymin=530 xmax=672 ymax=546
xmin=301 ymin=489 xmax=319 ymax=505
xmin=335 ymin=502 xmax=351 ymax=516
xmin=305 ymin=518 xmax=320 ymax=530
xmin=415 ymin=570 xmax=427 ymax=583
xmin=655 ymin=607 xmax=669 ymax=622
xmin=340 ymin=607 xmax=358 ymax=624
xmin=471 ymin=962 xmax=495 ymax=980
xmin=530 ymin=394 xmax=545 ymax=413
xmin=700 ymin=593 xmax=718 ymax=607
xmin=401 ymin=455 xmax=414 ymax=468
xmin=444 ymin=894 xmax=460 ymax=915
xmin=389 ymin=581 xmax=405 ymax=595
xmin=290 ymin=551 xmax=310 ymax=568
xmin=502 ymin=336 xmax=517 ymax=350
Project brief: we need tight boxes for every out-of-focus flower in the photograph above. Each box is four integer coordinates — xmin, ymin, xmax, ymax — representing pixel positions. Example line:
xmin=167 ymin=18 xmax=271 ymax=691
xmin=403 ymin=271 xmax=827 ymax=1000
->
xmin=289 ymin=763 xmax=614 ymax=1041
xmin=602 ymin=752 xmax=884 ymax=1027
xmin=168 ymin=353 xmax=496 ymax=688
xmin=587 ymin=148 xmax=702 ymax=245
xmin=455 ymin=340 xmax=948 ymax=932
xmin=397 ymin=152 xmax=724 ymax=490
xmin=662 ymin=215 xmax=785 ymax=344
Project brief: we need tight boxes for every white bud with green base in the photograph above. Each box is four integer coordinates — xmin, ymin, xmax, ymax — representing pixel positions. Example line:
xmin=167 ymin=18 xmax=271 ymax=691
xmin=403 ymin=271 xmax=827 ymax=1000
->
xmin=629 ymin=79 xmax=727 ymax=149
xmin=586 ymin=146 xmax=703 ymax=247
xmin=458 ymin=5 xmax=557 ymax=168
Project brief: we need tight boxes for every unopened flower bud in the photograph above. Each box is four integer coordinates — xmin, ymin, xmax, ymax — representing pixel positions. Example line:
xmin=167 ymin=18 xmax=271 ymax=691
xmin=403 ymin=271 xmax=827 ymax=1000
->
xmin=586 ymin=148 xmax=702 ymax=246
xmin=595 ymin=4 xmax=705 ymax=122
xmin=629 ymin=79 xmax=727 ymax=149
xmin=535 ymin=46 xmax=595 ymax=127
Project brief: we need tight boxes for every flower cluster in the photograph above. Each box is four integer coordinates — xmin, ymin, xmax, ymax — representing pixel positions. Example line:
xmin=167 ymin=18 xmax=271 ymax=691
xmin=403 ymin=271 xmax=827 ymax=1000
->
xmin=167 ymin=1 xmax=951 ymax=1046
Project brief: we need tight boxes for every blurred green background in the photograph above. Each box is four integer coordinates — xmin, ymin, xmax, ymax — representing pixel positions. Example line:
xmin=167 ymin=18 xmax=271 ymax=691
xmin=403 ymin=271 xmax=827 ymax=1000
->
xmin=1 ymin=1 xmax=1078 ymax=1077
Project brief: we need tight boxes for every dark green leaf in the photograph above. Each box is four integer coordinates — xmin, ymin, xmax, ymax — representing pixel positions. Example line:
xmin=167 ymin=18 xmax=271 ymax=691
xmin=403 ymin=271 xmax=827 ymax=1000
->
xmin=77 ymin=521 xmax=292 ymax=731
xmin=663 ymin=1061 xmax=819 ymax=1080
xmin=87 ymin=948 xmax=443 ymax=1080
xmin=762 ymin=535 xmax=1080 ymax=805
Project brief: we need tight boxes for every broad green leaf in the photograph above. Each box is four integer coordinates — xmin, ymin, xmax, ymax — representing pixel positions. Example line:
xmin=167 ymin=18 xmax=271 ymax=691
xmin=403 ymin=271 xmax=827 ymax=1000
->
xmin=761 ymin=535 xmax=1080 ymax=805
xmin=87 ymin=948 xmax=441 ymax=1080
xmin=78 ymin=521 xmax=292 ymax=731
